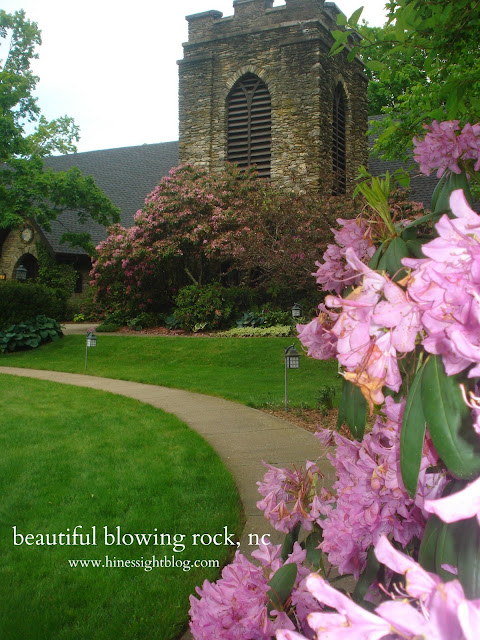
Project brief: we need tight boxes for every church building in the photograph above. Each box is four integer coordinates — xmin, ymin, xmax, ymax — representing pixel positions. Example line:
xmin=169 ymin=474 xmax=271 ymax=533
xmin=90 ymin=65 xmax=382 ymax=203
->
xmin=0 ymin=0 xmax=437 ymax=288
xmin=179 ymin=0 xmax=368 ymax=194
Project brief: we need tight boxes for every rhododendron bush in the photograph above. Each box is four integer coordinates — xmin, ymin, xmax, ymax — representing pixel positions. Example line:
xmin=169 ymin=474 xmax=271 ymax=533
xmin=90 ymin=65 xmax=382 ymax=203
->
xmin=188 ymin=122 xmax=480 ymax=640
xmin=90 ymin=164 xmax=357 ymax=317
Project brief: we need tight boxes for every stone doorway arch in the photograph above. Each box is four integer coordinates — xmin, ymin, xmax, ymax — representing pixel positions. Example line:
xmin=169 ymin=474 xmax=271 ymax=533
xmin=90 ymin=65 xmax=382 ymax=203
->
xmin=14 ymin=253 xmax=39 ymax=281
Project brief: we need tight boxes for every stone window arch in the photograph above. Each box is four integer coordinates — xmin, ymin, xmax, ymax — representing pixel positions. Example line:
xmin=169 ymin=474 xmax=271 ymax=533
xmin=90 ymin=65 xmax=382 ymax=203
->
xmin=332 ymin=83 xmax=347 ymax=195
xmin=226 ymin=73 xmax=271 ymax=178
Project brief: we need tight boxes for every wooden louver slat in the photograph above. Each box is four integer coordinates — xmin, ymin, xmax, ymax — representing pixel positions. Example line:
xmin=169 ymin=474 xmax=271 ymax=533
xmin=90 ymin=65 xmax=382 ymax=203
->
xmin=332 ymin=84 xmax=347 ymax=195
xmin=227 ymin=73 xmax=271 ymax=178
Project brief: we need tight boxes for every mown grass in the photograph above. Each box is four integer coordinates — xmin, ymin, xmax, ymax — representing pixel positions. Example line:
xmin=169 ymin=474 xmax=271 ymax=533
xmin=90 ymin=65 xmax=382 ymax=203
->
xmin=0 ymin=376 xmax=242 ymax=640
xmin=0 ymin=335 xmax=341 ymax=408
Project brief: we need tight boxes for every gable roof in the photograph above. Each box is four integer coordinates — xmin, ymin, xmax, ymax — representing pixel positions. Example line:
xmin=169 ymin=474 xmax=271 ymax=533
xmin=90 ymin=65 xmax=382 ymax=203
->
xmin=43 ymin=141 xmax=179 ymax=255
xmin=41 ymin=128 xmax=440 ymax=258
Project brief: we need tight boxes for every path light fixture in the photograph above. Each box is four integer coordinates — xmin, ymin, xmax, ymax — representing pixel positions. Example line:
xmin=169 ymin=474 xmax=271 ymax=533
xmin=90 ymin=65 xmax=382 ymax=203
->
xmin=0 ymin=273 xmax=6 ymax=281
xmin=284 ymin=344 xmax=300 ymax=409
xmin=85 ymin=329 xmax=97 ymax=370
xmin=291 ymin=303 xmax=302 ymax=319
xmin=15 ymin=265 xmax=28 ymax=281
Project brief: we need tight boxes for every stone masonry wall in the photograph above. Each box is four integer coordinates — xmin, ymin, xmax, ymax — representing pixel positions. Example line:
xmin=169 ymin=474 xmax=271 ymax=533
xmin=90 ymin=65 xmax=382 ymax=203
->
xmin=0 ymin=226 xmax=39 ymax=280
xmin=178 ymin=0 xmax=368 ymax=192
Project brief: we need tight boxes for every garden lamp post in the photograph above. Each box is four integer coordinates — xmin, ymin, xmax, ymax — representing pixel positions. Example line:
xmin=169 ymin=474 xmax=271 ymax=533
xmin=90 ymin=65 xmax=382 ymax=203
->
xmin=284 ymin=344 xmax=300 ymax=409
xmin=291 ymin=303 xmax=302 ymax=319
xmin=85 ymin=330 xmax=97 ymax=370
xmin=15 ymin=265 xmax=27 ymax=281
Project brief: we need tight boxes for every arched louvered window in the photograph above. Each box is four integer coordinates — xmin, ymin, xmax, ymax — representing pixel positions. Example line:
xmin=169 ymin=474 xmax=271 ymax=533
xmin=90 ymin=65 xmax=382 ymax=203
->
xmin=332 ymin=84 xmax=347 ymax=195
xmin=227 ymin=73 xmax=271 ymax=179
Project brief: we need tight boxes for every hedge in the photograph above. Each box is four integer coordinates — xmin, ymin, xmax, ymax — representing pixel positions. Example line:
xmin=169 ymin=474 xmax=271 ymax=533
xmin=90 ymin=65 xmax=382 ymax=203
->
xmin=0 ymin=280 xmax=66 ymax=330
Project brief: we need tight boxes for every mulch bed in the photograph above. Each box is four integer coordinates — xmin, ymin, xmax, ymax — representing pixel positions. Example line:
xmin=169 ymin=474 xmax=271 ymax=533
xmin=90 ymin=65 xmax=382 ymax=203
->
xmin=114 ymin=326 xmax=217 ymax=337
xmin=261 ymin=408 xmax=339 ymax=434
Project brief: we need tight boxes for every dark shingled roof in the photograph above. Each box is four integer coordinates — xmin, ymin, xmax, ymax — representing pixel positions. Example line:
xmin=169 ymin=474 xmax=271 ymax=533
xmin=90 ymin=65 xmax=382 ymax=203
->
xmin=368 ymin=115 xmax=439 ymax=207
xmin=43 ymin=141 xmax=179 ymax=255
xmin=41 ymin=123 xmax=439 ymax=257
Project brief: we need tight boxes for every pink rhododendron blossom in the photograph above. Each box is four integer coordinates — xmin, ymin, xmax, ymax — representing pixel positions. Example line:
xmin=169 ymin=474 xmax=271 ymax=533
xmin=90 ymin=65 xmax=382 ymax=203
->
xmin=343 ymin=331 xmax=402 ymax=411
xmin=276 ymin=631 xmax=310 ymax=640
xmin=403 ymin=190 xmax=480 ymax=376
xmin=374 ymin=536 xmax=480 ymax=640
xmin=189 ymin=551 xmax=276 ymax=639
xmin=252 ymin=542 xmax=319 ymax=638
xmin=326 ymin=249 xmax=412 ymax=410
xmin=257 ymin=461 xmax=321 ymax=533
xmin=424 ymin=475 xmax=480 ymax=526
xmin=296 ymin=304 xmax=338 ymax=360
xmin=276 ymin=538 xmax=480 ymax=640
xmin=313 ymin=217 xmax=375 ymax=294
xmin=371 ymin=279 xmax=422 ymax=353
xmin=317 ymin=397 xmax=428 ymax=578
xmin=190 ymin=543 xmax=318 ymax=639
xmin=413 ymin=120 xmax=480 ymax=178
xmin=305 ymin=573 xmax=392 ymax=639
xmin=460 ymin=385 xmax=480 ymax=435
xmin=314 ymin=427 xmax=334 ymax=447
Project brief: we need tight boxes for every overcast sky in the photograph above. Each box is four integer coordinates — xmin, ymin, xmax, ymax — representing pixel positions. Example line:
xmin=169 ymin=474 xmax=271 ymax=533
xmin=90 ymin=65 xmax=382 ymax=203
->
xmin=2 ymin=1 xmax=388 ymax=153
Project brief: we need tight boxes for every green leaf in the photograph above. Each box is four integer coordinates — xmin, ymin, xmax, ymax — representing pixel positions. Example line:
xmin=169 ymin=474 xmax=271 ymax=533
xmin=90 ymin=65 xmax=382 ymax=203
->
xmin=353 ymin=546 xmax=380 ymax=603
xmin=400 ymin=226 xmax=417 ymax=242
xmin=457 ymin=516 xmax=480 ymax=598
xmin=281 ymin=522 xmax=301 ymax=561
xmin=368 ymin=241 xmax=387 ymax=270
xmin=267 ymin=563 xmax=297 ymax=612
xmin=431 ymin=171 xmax=474 ymax=214
xmin=348 ymin=6 xmax=364 ymax=26
xmin=366 ymin=60 xmax=388 ymax=72
xmin=421 ymin=356 xmax=480 ymax=479
xmin=377 ymin=237 xmax=409 ymax=280
xmin=418 ymin=514 xmax=441 ymax=572
xmin=337 ymin=378 xmax=367 ymax=441
xmin=347 ymin=48 xmax=358 ymax=63
xmin=405 ymin=239 xmax=425 ymax=259
xmin=336 ymin=13 xmax=347 ymax=26
xmin=435 ymin=518 xmax=459 ymax=582
xmin=331 ymin=30 xmax=349 ymax=43
xmin=400 ymin=360 xmax=427 ymax=497
xmin=305 ymin=529 xmax=323 ymax=570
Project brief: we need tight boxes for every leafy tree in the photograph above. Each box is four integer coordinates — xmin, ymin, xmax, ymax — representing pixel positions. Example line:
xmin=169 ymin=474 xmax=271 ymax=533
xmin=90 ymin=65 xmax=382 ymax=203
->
xmin=332 ymin=1 xmax=480 ymax=160
xmin=0 ymin=9 xmax=119 ymax=248
xmin=359 ymin=25 xmax=426 ymax=118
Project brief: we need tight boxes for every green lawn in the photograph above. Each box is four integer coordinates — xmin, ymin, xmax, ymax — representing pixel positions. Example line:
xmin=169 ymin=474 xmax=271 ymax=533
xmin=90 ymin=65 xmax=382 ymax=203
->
xmin=0 ymin=335 xmax=340 ymax=408
xmin=0 ymin=376 xmax=242 ymax=640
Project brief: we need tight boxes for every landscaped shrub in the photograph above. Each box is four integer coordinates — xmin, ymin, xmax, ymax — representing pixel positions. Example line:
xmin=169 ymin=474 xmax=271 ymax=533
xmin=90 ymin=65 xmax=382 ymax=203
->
xmin=95 ymin=322 xmax=120 ymax=332
xmin=262 ymin=309 xmax=296 ymax=327
xmin=172 ymin=283 xmax=249 ymax=331
xmin=0 ymin=280 xmax=66 ymax=329
xmin=36 ymin=244 xmax=77 ymax=298
xmin=235 ymin=310 xmax=266 ymax=328
xmin=91 ymin=164 xmax=358 ymax=318
xmin=219 ymin=325 xmax=294 ymax=337
xmin=126 ymin=312 xmax=158 ymax=331
xmin=0 ymin=315 xmax=63 ymax=353
xmin=103 ymin=309 xmax=127 ymax=327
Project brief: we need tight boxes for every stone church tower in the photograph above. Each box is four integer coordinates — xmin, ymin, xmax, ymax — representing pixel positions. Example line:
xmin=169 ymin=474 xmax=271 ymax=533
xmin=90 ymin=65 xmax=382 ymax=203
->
xmin=178 ymin=0 xmax=368 ymax=193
